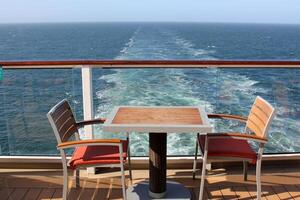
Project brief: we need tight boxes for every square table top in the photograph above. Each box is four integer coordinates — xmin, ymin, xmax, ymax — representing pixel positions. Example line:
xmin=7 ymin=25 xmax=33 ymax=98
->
xmin=103 ymin=106 xmax=212 ymax=133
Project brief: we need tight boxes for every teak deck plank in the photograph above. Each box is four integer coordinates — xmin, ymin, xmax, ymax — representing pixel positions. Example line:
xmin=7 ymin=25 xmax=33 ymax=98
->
xmin=239 ymin=185 xmax=269 ymax=200
xmin=77 ymin=188 xmax=96 ymax=200
xmin=219 ymin=186 xmax=238 ymax=199
xmin=192 ymin=187 xmax=209 ymax=200
xmin=37 ymin=188 xmax=56 ymax=200
xmin=272 ymin=185 xmax=293 ymax=200
xmin=1 ymin=168 xmax=300 ymax=200
xmin=206 ymin=186 xmax=223 ymax=199
xmin=51 ymin=188 xmax=63 ymax=200
xmin=8 ymin=188 xmax=28 ymax=200
xmin=112 ymin=107 xmax=203 ymax=125
xmin=23 ymin=188 xmax=42 ymax=200
xmin=93 ymin=187 xmax=110 ymax=199
xmin=284 ymin=185 xmax=300 ymax=200
xmin=0 ymin=188 xmax=14 ymax=200
xmin=232 ymin=186 xmax=253 ymax=200
xmin=262 ymin=186 xmax=280 ymax=200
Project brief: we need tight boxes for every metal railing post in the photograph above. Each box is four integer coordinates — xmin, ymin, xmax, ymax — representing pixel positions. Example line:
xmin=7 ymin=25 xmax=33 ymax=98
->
xmin=81 ymin=66 xmax=95 ymax=174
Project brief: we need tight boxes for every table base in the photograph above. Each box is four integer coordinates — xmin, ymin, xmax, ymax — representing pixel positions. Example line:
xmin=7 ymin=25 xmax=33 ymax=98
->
xmin=126 ymin=181 xmax=191 ymax=200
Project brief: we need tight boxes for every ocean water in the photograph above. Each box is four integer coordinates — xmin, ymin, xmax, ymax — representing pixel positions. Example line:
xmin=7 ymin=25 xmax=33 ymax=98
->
xmin=0 ymin=23 xmax=299 ymax=156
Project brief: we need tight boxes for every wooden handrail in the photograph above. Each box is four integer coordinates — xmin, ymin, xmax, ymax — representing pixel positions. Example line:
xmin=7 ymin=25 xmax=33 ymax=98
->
xmin=76 ymin=118 xmax=106 ymax=128
xmin=207 ymin=113 xmax=247 ymax=122
xmin=1 ymin=60 xmax=300 ymax=69
xmin=57 ymin=139 xmax=122 ymax=149
xmin=206 ymin=132 xmax=268 ymax=143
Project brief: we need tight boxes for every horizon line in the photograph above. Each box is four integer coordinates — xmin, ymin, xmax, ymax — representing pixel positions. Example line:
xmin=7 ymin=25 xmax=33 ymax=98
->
xmin=0 ymin=21 xmax=300 ymax=26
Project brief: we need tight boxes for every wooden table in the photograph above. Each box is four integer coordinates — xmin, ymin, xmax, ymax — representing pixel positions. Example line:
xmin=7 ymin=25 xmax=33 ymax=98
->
xmin=103 ymin=106 xmax=212 ymax=199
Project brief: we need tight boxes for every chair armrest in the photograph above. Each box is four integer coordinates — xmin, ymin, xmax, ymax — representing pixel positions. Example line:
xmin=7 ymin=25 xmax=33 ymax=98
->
xmin=206 ymin=132 xmax=268 ymax=143
xmin=57 ymin=139 xmax=122 ymax=149
xmin=76 ymin=118 xmax=106 ymax=128
xmin=207 ymin=113 xmax=247 ymax=123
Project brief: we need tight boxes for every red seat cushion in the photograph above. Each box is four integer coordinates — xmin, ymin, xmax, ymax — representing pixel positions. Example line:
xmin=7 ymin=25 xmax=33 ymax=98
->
xmin=69 ymin=140 xmax=128 ymax=170
xmin=198 ymin=135 xmax=257 ymax=164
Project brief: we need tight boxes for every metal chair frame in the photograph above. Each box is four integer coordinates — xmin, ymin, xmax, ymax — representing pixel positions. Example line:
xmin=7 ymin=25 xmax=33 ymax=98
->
xmin=47 ymin=99 xmax=132 ymax=200
xmin=193 ymin=96 xmax=275 ymax=200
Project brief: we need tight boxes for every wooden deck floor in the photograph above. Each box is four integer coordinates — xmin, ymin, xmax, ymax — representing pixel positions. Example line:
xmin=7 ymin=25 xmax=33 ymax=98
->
xmin=0 ymin=165 xmax=300 ymax=200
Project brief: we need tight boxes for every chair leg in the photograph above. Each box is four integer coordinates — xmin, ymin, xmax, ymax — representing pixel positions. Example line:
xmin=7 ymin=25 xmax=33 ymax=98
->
xmin=243 ymin=161 xmax=248 ymax=181
xmin=128 ymin=148 xmax=133 ymax=181
xmin=119 ymin=144 xmax=127 ymax=200
xmin=199 ymin=136 xmax=208 ymax=200
xmin=126 ymin=132 xmax=133 ymax=182
xmin=256 ymin=157 xmax=262 ymax=200
xmin=74 ymin=169 xmax=80 ymax=188
xmin=193 ymin=140 xmax=199 ymax=179
xmin=120 ymin=165 xmax=127 ymax=200
xmin=62 ymin=163 xmax=68 ymax=200
xmin=199 ymin=159 xmax=207 ymax=200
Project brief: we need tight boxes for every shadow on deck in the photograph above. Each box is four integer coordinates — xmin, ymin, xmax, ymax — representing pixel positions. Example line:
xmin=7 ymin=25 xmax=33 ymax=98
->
xmin=0 ymin=165 xmax=300 ymax=200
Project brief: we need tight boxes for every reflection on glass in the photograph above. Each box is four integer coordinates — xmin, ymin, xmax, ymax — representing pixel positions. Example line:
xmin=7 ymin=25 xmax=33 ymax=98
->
xmin=0 ymin=69 xmax=82 ymax=155
xmin=0 ymin=68 xmax=299 ymax=156
xmin=92 ymin=68 xmax=300 ymax=156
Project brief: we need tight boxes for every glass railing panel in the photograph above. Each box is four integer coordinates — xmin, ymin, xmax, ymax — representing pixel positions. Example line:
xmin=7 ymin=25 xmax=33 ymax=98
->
xmin=0 ymin=66 xmax=299 ymax=156
xmin=261 ymin=68 xmax=300 ymax=153
xmin=0 ymin=68 xmax=82 ymax=156
xmin=92 ymin=67 xmax=300 ymax=156
xmin=212 ymin=68 xmax=300 ymax=153
xmin=92 ymin=68 xmax=216 ymax=156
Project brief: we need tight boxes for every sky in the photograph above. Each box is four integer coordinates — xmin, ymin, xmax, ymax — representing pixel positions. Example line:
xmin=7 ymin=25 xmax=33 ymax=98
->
xmin=1 ymin=0 xmax=300 ymax=24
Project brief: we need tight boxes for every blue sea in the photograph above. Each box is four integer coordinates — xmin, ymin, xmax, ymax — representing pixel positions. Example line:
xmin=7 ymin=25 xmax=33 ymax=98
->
xmin=0 ymin=22 xmax=299 ymax=156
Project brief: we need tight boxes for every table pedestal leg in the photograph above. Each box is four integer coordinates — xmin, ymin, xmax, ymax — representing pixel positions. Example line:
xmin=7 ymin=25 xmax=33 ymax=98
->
xmin=149 ymin=133 xmax=167 ymax=198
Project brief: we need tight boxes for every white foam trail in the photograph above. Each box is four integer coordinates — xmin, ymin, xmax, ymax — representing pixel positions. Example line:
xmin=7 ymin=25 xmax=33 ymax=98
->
xmin=172 ymin=35 xmax=216 ymax=60
xmin=116 ymin=27 xmax=140 ymax=59
xmin=94 ymin=68 xmax=215 ymax=155
xmin=116 ymin=27 xmax=217 ymax=60
xmin=93 ymin=26 xmax=299 ymax=155
xmin=94 ymin=27 xmax=262 ymax=155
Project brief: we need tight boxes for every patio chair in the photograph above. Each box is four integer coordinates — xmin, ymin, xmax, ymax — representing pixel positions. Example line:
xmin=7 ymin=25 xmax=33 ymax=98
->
xmin=193 ymin=96 xmax=275 ymax=200
xmin=47 ymin=99 xmax=132 ymax=200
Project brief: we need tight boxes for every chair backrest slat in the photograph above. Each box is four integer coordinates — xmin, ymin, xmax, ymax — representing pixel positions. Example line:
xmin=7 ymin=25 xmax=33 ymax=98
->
xmin=247 ymin=118 xmax=264 ymax=137
xmin=59 ymin=116 xmax=78 ymax=142
xmin=246 ymin=96 xmax=275 ymax=138
xmin=50 ymin=101 xmax=70 ymax=121
xmin=248 ymin=105 xmax=269 ymax=126
xmin=254 ymin=97 xmax=274 ymax=116
xmin=54 ymin=110 xmax=74 ymax=130
xmin=47 ymin=99 xmax=78 ymax=143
